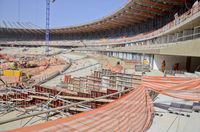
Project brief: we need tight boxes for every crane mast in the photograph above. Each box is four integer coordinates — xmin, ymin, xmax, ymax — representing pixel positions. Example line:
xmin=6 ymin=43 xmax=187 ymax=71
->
xmin=45 ymin=0 xmax=55 ymax=55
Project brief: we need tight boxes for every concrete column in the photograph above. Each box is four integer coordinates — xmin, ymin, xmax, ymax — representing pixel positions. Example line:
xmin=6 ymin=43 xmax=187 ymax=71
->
xmin=125 ymin=53 xmax=128 ymax=59
xmin=186 ymin=57 xmax=191 ymax=72
xmin=117 ymin=52 xmax=119 ymax=58
xmin=128 ymin=53 xmax=131 ymax=60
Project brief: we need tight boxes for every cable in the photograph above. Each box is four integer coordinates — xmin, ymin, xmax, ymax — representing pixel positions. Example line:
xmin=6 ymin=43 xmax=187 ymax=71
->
xmin=176 ymin=115 xmax=181 ymax=132
xmin=166 ymin=115 xmax=179 ymax=132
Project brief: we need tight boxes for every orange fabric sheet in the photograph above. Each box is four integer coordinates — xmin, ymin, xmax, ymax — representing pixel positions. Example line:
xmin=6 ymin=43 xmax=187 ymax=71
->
xmin=11 ymin=76 xmax=200 ymax=131
xmin=11 ymin=86 xmax=153 ymax=132
xmin=142 ymin=76 xmax=200 ymax=101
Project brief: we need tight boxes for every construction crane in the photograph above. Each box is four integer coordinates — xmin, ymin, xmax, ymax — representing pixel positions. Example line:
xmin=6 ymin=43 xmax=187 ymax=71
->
xmin=45 ymin=0 xmax=55 ymax=56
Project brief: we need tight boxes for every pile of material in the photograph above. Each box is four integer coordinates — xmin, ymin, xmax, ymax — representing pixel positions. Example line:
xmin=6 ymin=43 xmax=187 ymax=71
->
xmin=0 ymin=54 xmax=67 ymax=87
xmin=105 ymin=61 xmax=124 ymax=73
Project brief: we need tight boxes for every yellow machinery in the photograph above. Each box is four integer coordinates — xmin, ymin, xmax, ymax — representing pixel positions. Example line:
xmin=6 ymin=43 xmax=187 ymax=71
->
xmin=3 ymin=70 xmax=21 ymax=77
xmin=143 ymin=59 xmax=149 ymax=65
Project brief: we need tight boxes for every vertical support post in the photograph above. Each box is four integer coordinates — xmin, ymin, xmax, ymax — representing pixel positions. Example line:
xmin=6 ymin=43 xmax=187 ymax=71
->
xmin=45 ymin=0 xmax=50 ymax=56
xmin=142 ymin=52 xmax=145 ymax=76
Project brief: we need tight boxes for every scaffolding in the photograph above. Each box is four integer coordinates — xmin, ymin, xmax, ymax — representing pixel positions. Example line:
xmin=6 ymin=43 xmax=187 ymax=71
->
xmin=0 ymin=68 xmax=142 ymax=128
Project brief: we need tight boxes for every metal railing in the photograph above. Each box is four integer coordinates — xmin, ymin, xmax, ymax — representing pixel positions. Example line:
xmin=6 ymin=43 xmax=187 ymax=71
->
xmin=0 ymin=88 xmax=132 ymax=125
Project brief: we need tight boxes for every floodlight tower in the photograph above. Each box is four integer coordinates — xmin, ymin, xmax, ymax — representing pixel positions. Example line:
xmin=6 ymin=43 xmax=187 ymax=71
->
xmin=45 ymin=0 xmax=55 ymax=56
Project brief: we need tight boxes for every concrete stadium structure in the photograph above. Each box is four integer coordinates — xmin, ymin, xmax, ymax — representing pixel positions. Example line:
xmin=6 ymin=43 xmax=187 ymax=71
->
xmin=0 ymin=0 xmax=200 ymax=131
xmin=0 ymin=0 xmax=200 ymax=73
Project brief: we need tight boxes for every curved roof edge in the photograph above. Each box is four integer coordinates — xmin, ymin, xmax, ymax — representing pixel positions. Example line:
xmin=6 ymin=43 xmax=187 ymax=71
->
xmin=0 ymin=0 xmax=189 ymax=34
xmin=51 ymin=0 xmax=131 ymax=29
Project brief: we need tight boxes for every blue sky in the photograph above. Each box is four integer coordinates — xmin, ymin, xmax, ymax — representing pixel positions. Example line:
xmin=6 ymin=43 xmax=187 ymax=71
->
xmin=0 ymin=0 xmax=127 ymax=28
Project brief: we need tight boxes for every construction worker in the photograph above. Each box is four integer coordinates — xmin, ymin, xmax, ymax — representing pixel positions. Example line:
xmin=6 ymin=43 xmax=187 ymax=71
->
xmin=143 ymin=59 xmax=149 ymax=65
xmin=25 ymin=73 xmax=30 ymax=81
xmin=173 ymin=63 xmax=179 ymax=71
xmin=161 ymin=60 xmax=166 ymax=72
xmin=113 ymin=61 xmax=123 ymax=73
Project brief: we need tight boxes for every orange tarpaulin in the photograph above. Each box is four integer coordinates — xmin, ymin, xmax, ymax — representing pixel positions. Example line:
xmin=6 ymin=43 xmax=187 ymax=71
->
xmin=11 ymin=86 xmax=153 ymax=132
xmin=11 ymin=76 xmax=200 ymax=131
xmin=142 ymin=76 xmax=200 ymax=101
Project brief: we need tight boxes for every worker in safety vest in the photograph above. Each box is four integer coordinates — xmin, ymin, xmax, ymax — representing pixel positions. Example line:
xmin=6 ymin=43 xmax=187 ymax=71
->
xmin=143 ymin=59 xmax=149 ymax=65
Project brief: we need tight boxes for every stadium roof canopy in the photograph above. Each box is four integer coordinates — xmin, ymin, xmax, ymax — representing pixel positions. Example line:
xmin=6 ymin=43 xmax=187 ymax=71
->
xmin=0 ymin=0 xmax=187 ymax=34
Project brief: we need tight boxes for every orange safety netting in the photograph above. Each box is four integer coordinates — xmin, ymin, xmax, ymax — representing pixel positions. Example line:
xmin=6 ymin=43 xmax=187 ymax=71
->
xmin=11 ymin=86 xmax=153 ymax=132
xmin=142 ymin=76 xmax=200 ymax=101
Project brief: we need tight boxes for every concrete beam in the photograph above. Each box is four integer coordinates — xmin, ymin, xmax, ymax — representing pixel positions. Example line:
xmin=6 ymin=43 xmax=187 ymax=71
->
xmin=159 ymin=38 xmax=200 ymax=57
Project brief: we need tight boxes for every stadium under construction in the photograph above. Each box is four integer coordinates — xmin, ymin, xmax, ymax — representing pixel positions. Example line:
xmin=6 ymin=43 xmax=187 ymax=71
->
xmin=0 ymin=0 xmax=200 ymax=131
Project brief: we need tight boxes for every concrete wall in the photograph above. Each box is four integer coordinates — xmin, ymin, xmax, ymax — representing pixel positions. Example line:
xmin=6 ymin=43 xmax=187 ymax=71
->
xmin=153 ymin=55 xmax=187 ymax=71
xmin=160 ymin=38 xmax=200 ymax=57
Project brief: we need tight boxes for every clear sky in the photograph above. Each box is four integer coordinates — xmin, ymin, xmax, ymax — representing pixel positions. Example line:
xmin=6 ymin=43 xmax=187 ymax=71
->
xmin=0 ymin=0 xmax=127 ymax=28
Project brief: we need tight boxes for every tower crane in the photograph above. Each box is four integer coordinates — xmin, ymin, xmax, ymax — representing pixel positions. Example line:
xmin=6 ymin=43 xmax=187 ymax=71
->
xmin=45 ymin=0 xmax=55 ymax=56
